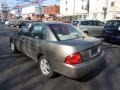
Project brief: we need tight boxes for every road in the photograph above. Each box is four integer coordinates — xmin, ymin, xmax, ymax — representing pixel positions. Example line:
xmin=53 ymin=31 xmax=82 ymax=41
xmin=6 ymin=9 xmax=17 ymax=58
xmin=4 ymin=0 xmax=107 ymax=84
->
xmin=0 ymin=26 xmax=120 ymax=90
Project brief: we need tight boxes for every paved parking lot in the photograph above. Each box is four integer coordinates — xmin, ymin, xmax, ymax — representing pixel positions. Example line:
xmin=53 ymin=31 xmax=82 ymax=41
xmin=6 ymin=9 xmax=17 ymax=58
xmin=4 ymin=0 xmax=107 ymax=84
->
xmin=0 ymin=26 xmax=120 ymax=90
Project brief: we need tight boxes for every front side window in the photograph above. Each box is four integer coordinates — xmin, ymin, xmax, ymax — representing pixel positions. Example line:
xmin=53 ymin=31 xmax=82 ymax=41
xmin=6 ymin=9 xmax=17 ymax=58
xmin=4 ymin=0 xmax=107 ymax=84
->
xmin=20 ymin=26 xmax=30 ymax=36
xmin=31 ymin=24 xmax=47 ymax=40
xmin=48 ymin=24 xmax=84 ymax=40
xmin=81 ymin=21 xmax=89 ymax=25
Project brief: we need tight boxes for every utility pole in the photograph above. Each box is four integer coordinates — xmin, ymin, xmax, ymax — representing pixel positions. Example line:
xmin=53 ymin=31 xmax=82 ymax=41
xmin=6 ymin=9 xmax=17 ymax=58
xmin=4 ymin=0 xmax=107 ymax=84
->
xmin=73 ymin=0 xmax=75 ymax=15
xmin=104 ymin=0 xmax=108 ymax=20
xmin=73 ymin=0 xmax=75 ymax=20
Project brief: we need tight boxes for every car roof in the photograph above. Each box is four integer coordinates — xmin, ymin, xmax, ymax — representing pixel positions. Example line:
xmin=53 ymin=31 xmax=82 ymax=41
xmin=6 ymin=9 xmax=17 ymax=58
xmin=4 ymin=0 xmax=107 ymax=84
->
xmin=106 ymin=19 xmax=120 ymax=22
xmin=73 ymin=20 xmax=102 ymax=22
xmin=32 ymin=22 xmax=69 ymax=25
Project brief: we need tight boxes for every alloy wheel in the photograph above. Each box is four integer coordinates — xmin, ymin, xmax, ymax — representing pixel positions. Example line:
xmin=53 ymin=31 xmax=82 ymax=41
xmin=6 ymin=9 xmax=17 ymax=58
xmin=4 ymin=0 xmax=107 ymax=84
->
xmin=40 ymin=59 xmax=50 ymax=75
xmin=10 ymin=43 xmax=15 ymax=51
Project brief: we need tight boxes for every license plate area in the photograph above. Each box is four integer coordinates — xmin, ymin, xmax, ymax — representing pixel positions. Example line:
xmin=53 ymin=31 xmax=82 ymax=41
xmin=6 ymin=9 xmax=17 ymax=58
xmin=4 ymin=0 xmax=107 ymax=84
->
xmin=89 ymin=47 xmax=98 ymax=57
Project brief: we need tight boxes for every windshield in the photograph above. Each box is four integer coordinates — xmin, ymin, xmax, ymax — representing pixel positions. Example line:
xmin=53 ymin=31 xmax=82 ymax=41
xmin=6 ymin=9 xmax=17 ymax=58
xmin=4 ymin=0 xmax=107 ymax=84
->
xmin=105 ymin=20 xmax=120 ymax=28
xmin=48 ymin=24 xmax=84 ymax=40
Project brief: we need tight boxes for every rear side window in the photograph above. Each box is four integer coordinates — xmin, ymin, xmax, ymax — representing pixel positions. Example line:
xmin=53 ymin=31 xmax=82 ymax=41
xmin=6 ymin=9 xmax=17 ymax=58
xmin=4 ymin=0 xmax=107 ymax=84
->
xmin=81 ymin=21 xmax=89 ymax=25
xmin=81 ymin=21 xmax=104 ymax=26
xmin=31 ymin=24 xmax=47 ymax=40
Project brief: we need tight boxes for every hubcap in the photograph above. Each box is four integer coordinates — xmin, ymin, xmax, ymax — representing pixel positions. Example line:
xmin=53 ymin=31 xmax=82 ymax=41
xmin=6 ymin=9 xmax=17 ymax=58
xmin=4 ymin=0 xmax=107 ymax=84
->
xmin=40 ymin=59 xmax=50 ymax=75
xmin=11 ymin=43 xmax=15 ymax=51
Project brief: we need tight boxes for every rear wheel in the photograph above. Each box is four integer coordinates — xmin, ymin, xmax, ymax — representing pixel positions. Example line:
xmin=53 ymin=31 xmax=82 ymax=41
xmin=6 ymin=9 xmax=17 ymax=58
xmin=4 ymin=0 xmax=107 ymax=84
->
xmin=39 ymin=56 xmax=55 ymax=78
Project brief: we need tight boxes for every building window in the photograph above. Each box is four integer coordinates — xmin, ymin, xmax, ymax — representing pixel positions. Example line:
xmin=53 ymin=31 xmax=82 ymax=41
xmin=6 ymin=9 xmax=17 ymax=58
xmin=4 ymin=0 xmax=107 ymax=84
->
xmin=111 ymin=2 xmax=114 ymax=7
xmin=66 ymin=1 xmax=67 ymax=4
xmin=84 ymin=15 xmax=87 ymax=19
xmin=82 ymin=5 xmax=84 ymax=10
xmin=66 ymin=8 xmax=68 ymax=11
xmin=93 ymin=14 xmax=97 ymax=19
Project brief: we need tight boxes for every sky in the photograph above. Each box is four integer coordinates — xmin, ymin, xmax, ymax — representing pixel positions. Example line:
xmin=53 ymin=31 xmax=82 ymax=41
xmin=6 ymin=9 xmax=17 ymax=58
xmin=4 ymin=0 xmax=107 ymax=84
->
xmin=0 ymin=0 xmax=60 ymax=8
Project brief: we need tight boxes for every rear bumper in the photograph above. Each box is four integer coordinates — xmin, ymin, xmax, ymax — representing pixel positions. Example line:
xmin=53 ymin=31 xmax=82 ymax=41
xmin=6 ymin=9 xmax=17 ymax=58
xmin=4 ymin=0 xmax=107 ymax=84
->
xmin=54 ymin=51 xmax=105 ymax=78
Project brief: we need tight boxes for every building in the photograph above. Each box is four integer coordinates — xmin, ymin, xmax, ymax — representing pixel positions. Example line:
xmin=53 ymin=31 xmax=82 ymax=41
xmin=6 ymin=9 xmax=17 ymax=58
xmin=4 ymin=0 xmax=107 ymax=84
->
xmin=43 ymin=5 xmax=60 ymax=15
xmin=89 ymin=0 xmax=106 ymax=21
xmin=106 ymin=0 xmax=120 ymax=20
xmin=60 ymin=0 xmax=88 ymax=20
xmin=89 ymin=0 xmax=120 ymax=21
xmin=21 ymin=4 xmax=43 ymax=19
xmin=60 ymin=0 xmax=120 ymax=21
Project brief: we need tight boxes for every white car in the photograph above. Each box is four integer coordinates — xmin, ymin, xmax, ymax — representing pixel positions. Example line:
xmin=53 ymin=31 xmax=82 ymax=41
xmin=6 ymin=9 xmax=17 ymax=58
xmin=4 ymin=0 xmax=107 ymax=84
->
xmin=72 ymin=20 xmax=104 ymax=37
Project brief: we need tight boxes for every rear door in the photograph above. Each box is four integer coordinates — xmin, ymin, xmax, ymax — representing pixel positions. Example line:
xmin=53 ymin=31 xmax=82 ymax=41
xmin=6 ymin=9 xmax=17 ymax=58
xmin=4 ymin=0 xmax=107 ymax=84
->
xmin=18 ymin=27 xmax=30 ymax=53
xmin=26 ymin=23 xmax=48 ymax=60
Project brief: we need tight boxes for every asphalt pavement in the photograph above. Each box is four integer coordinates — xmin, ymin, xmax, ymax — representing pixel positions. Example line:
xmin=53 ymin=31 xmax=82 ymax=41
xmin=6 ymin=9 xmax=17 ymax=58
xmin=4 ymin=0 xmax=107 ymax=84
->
xmin=0 ymin=26 xmax=120 ymax=90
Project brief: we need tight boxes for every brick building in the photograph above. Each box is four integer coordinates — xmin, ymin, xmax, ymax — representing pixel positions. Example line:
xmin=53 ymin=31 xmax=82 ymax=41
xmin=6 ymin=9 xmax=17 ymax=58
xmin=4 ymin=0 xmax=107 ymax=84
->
xmin=43 ymin=5 xmax=60 ymax=15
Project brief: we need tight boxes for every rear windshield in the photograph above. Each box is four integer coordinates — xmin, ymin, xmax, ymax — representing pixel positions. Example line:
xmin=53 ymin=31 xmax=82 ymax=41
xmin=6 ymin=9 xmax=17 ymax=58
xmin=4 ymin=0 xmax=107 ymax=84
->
xmin=105 ymin=20 xmax=120 ymax=27
xmin=48 ymin=24 xmax=84 ymax=40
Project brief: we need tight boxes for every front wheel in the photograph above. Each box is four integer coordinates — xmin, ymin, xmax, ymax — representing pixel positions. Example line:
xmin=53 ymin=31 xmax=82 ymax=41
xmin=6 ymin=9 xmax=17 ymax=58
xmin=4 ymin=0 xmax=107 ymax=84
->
xmin=84 ymin=31 xmax=89 ymax=35
xmin=10 ymin=42 xmax=18 ymax=53
xmin=39 ymin=56 xmax=55 ymax=78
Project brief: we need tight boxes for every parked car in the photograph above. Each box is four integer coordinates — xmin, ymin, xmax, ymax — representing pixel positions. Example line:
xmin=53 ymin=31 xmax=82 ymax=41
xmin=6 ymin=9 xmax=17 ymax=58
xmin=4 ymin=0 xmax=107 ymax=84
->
xmin=0 ymin=19 xmax=2 ymax=25
xmin=72 ymin=20 xmax=104 ymax=37
xmin=5 ymin=20 xmax=17 ymax=27
xmin=10 ymin=22 xmax=105 ymax=78
xmin=16 ymin=20 xmax=42 ymax=28
xmin=102 ymin=20 xmax=120 ymax=42
xmin=0 ymin=18 xmax=8 ymax=25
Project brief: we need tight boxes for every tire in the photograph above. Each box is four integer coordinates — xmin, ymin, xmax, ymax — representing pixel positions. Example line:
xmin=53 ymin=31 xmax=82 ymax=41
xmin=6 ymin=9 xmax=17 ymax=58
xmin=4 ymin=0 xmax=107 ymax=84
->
xmin=10 ymin=42 xmax=18 ymax=53
xmin=16 ymin=25 xmax=19 ymax=28
xmin=39 ymin=56 xmax=55 ymax=78
xmin=84 ymin=31 xmax=89 ymax=35
xmin=11 ymin=25 xmax=13 ymax=27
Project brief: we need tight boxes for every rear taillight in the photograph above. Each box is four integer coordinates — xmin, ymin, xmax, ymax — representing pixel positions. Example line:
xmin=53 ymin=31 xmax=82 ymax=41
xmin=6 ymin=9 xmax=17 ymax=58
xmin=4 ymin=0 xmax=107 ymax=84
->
xmin=65 ymin=52 xmax=83 ymax=65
